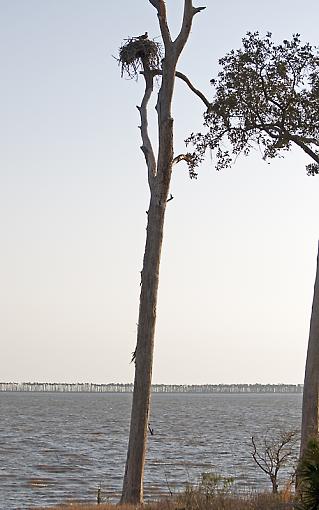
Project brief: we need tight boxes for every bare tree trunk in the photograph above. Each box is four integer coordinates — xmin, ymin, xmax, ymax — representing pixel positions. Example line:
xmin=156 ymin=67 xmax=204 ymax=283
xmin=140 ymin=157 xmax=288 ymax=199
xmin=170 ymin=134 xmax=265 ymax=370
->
xmin=120 ymin=61 xmax=174 ymax=503
xmin=120 ymin=188 xmax=170 ymax=504
xmin=120 ymin=1 xmax=206 ymax=504
xmin=300 ymin=241 xmax=319 ymax=458
xmin=270 ymin=474 xmax=278 ymax=494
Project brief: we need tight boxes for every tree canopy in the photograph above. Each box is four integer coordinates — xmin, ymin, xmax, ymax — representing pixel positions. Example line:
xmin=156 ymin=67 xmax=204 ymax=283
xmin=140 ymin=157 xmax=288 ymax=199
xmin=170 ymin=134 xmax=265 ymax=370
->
xmin=188 ymin=32 xmax=319 ymax=175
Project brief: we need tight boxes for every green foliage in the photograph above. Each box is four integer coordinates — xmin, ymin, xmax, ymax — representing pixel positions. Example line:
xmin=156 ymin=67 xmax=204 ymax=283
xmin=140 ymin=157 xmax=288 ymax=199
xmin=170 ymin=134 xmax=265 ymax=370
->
xmin=199 ymin=472 xmax=234 ymax=498
xmin=187 ymin=32 xmax=319 ymax=175
xmin=297 ymin=437 xmax=319 ymax=510
xmin=182 ymin=471 xmax=235 ymax=510
xmin=177 ymin=472 xmax=292 ymax=510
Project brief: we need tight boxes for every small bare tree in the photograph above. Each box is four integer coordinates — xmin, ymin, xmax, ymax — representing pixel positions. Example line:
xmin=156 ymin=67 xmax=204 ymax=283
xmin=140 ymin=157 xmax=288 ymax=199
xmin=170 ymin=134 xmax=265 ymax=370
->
xmin=251 ymin=430 xmax=299 ymax=493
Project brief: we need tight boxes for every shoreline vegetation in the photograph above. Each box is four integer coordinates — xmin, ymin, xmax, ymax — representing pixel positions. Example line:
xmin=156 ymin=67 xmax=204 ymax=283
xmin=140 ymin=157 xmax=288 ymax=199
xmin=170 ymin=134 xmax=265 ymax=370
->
xmin=35 ymin=491 xmax=296 ymax=510
xmin=0 ymin=382 xmax=303 ymax=393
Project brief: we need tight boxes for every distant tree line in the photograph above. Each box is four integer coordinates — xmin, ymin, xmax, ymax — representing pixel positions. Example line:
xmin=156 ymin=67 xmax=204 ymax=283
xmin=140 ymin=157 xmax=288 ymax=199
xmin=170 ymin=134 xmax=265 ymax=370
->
xmin=0 ymin=382 xmax=303 ymax=393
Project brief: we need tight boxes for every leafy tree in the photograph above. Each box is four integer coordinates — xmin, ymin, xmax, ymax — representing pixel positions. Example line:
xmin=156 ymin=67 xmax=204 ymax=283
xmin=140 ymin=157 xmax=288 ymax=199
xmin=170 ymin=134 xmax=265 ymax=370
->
xmin=187 ymin=32 xmax=319 ymax=461
xmin=187 ymin=32 xmax=319 ymax=175
xmin=118 ymin=1 xmax=208 ymax=504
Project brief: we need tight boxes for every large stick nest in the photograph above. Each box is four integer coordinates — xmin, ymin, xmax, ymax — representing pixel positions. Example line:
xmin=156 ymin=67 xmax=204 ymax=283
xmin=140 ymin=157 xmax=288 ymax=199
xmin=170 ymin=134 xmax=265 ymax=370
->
xmin=119 ymin=36 xmax=162 ymax=79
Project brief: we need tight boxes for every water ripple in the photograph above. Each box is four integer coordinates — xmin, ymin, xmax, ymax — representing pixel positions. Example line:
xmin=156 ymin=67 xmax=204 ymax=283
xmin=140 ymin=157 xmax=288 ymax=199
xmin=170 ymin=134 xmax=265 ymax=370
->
xmin=0 ymin=392 xmax=301 ymax=510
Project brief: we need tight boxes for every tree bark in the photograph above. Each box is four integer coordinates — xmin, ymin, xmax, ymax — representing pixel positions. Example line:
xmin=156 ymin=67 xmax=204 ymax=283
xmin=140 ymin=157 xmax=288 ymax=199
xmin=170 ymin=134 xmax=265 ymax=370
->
xmin=120 ymin=1 xmax=205 ymax=504
xmin=120 ymin=189 xmax=170 ymax=504
xmin=271 ymin=474 xmax=278 ymax=494
xmin=300 ymin=241 xmax=319 ymax=458
xmin=120 ymin=66 xmax=174 ymax=504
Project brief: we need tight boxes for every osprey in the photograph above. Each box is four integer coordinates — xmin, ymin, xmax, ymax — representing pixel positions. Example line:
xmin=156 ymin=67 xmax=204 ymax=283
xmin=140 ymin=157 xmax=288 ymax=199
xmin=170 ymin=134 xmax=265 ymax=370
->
xmin=138 ymin=32 xmax=148 ymax=40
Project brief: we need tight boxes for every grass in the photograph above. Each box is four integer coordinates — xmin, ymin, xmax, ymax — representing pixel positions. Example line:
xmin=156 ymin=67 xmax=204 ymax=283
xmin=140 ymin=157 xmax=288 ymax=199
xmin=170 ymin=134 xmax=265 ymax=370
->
xmin=33 ymin=469 xmax=297 ymax=510
xmin=34 ymin=490 xmax=295 ymax=510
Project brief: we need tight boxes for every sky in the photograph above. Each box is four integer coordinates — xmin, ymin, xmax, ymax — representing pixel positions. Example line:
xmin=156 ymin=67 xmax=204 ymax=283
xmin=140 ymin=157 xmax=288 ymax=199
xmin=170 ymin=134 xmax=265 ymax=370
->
xmin=1 ymin=0 xmax=319 ymax=385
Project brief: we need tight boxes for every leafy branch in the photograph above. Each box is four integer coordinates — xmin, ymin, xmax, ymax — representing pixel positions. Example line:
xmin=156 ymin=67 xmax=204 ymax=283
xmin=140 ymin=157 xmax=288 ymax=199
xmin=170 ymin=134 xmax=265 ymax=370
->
xmin=187 ymin=32 xmax=319 ymax=175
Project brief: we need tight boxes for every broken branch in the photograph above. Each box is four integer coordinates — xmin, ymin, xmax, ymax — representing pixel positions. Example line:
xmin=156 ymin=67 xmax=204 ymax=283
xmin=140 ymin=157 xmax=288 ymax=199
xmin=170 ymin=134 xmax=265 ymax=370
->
xmin=149 ymin=0 xmax=171 ymax=48
xmin=174 ymin=1 xmax=206 ymax=57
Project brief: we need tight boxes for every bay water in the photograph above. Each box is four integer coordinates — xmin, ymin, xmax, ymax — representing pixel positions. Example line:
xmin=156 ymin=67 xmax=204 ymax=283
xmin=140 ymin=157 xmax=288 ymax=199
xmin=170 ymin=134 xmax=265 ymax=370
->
xmin=0 ymin=392 xmax=302 ymax=509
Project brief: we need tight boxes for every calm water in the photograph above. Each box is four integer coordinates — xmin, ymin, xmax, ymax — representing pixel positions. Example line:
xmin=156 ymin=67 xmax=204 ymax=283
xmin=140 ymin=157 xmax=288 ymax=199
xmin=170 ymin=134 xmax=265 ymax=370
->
xmin=0 ymin=392 xmax=302 ymax=510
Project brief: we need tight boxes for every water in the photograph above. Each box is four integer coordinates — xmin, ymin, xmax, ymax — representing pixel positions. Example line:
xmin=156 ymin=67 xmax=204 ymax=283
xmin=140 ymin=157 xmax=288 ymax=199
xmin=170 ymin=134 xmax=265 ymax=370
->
xmin=0 ymin=392 xmax=302 ymax=510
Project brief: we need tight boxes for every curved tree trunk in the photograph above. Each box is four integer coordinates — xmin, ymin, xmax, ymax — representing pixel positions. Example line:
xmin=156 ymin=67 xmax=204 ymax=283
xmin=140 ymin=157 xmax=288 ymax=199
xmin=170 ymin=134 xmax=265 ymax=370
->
xmin=300 ymin=241 xmax=319 ymax=458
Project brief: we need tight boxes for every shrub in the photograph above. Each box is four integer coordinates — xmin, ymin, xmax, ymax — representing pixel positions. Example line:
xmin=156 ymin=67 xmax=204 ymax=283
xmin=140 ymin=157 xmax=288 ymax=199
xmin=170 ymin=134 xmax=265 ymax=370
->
xmin=297 ymin=437 xmax=319 ymax=510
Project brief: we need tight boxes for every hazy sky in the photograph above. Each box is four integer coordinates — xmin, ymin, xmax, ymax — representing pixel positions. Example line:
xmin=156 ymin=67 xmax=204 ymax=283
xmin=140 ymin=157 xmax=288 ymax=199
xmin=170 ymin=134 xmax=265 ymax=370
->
xmin=1 ymin=0 xmax=319 ymax=385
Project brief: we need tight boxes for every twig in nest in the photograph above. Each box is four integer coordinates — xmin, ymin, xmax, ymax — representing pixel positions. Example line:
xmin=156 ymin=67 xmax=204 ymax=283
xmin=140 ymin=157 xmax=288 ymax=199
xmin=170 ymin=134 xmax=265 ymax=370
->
xmin=118 ymin=36 xmax=162 ymax=79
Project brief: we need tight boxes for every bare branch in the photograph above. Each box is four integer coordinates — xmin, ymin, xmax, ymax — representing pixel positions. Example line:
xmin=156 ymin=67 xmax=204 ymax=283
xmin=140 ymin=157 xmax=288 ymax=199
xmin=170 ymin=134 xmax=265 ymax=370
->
xmin=174 ymin=0 xmax=206 ymax=57
xmin=251 ymin=437 xmax=271 ymax=475
xmin=172 ymin=153 xmax=197 ymax=168
xmin=137 ymin=65 xmax=157 ymax=188
xmin=173 ymin=154 xmax=190 ymax=165
xmin=251 ymin=430 xmax=299 ymax=494
xmin=289 ymin=134 xmax=319 ymax=163
xmin=265 ymin=446 xmax=274 ymax=471
xmin=148 ymin=69 xmax=211 ymax=109
xmin=149 ymin=0 xmax=172 ymax=48
xmin=175 ymin=71 xmax=211 ymax=108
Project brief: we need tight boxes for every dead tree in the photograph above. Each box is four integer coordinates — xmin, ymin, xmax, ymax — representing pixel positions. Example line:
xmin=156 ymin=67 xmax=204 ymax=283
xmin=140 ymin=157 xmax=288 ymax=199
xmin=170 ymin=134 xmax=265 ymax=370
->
xmin=251 ymin=430 xmax=299 ymax=493
xmin=118 ymin=1 xmax=208 ymax=504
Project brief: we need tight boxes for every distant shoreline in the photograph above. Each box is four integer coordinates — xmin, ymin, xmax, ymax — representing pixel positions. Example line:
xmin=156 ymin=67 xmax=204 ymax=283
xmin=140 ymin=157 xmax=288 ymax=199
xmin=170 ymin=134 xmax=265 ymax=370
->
xmin=0 ymin=382 xmax=303 ymax=393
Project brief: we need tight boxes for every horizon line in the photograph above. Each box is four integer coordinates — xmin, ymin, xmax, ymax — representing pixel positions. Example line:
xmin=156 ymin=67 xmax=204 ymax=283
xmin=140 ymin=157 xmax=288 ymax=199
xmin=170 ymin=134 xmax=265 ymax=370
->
xmin=0 ymin=381 xmax=303 ymax=386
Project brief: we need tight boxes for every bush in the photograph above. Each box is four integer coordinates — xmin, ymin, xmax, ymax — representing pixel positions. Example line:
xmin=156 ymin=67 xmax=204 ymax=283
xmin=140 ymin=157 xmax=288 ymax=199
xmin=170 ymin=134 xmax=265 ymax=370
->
xmin=297 ymin=437 xmax=319 ymax=510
